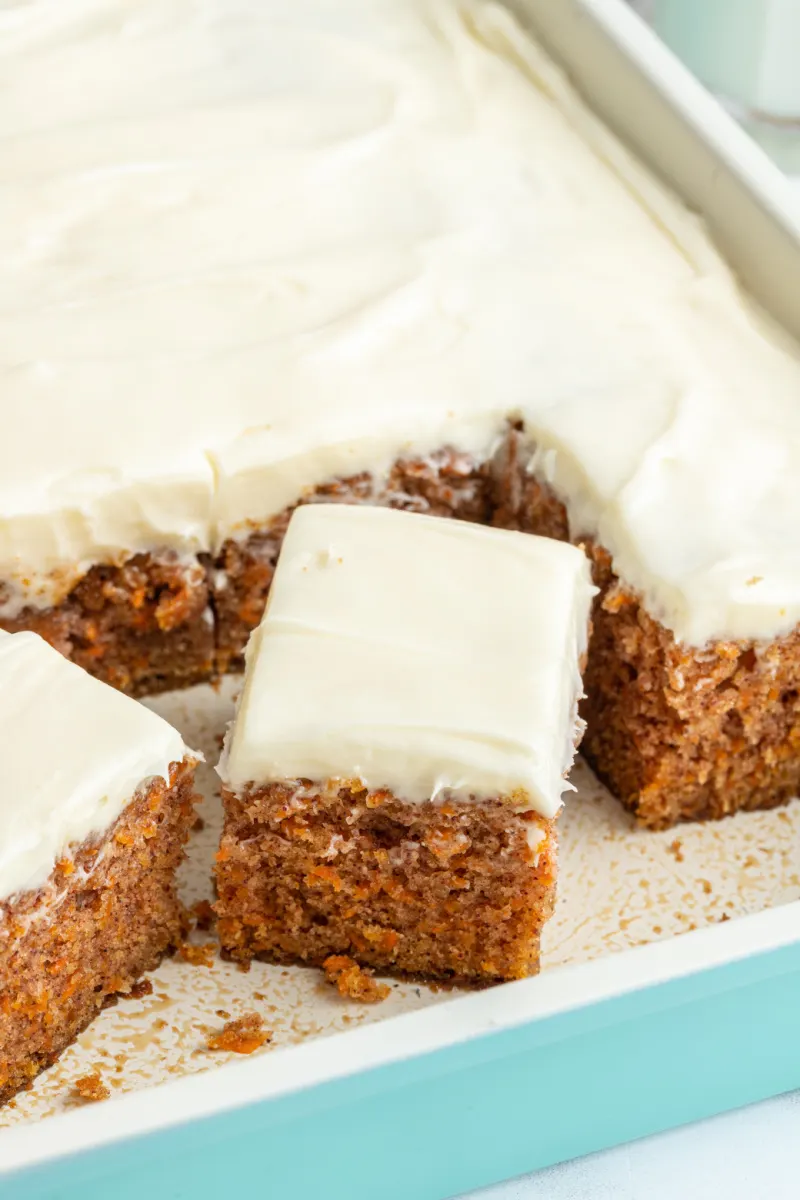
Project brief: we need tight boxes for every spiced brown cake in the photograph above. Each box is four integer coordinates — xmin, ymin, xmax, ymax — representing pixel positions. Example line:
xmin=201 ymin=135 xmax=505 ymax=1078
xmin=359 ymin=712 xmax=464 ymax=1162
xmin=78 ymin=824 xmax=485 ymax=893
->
xmin=215 ymin=505 xmax=593 ymax=983
xmin=0 ymin=632 xmax=198 ymax=1103
xmin=3 ymin=0 xmax=800 ymax=830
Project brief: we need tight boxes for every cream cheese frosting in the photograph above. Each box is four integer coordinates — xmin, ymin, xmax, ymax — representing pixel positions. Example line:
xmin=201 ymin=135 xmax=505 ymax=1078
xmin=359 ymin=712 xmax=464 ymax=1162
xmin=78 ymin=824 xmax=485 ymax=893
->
xmin=218 ymin=504 xmax=594 ymax=820
xmin=3 ymin=0 xmax=800 ymax=644
xmin=0 ymin=630 xmax=190 ymax=902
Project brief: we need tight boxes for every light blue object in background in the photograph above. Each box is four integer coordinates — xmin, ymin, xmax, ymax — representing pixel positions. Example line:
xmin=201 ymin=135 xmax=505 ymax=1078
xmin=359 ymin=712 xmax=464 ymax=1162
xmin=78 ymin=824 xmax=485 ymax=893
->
xmin=651 ymin=0 xmax=800 ymax=172
xmin=652 ymin=0 xmax=800 ymax=118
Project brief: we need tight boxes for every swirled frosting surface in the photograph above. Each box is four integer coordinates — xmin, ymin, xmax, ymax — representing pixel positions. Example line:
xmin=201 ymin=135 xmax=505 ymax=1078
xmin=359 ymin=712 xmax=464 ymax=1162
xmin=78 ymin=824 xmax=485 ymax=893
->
xmin=3 ymin=0 xmax=800 ymax=644
xmin=218 ymin=505 xmax=594 ymax=819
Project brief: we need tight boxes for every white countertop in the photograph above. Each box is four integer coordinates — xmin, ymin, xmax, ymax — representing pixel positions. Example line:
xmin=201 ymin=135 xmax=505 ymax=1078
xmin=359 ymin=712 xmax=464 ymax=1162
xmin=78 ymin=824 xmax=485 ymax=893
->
xmin=470 ymin=1090 xmax=800 ymax=1200
xmin=464 ymin=174 xmax=800 ymax=1200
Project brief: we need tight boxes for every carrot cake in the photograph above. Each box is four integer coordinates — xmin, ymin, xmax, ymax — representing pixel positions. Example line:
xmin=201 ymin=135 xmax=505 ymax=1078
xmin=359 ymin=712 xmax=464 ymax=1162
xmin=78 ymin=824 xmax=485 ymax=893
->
xmin=3 ymin=0 xmax=800 ymax=825
xmin=0 ymin=631 xmax=197 ymax=1105
xmin=215 ymin=505 xmax=594 ymax=984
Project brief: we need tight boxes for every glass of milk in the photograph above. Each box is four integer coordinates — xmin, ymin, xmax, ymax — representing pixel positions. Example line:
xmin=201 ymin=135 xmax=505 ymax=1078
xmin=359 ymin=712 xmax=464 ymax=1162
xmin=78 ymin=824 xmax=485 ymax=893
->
xmin=650 ymin=0 xmax=800 ymax=172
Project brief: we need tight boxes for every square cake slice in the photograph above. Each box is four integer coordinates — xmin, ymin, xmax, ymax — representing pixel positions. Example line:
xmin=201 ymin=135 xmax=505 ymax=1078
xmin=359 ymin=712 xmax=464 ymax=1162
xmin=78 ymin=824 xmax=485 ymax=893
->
xmin=216 ymin=504 xmax=594 ymax=984
xmin=0 ymin=631 xmax=198 ymax=1104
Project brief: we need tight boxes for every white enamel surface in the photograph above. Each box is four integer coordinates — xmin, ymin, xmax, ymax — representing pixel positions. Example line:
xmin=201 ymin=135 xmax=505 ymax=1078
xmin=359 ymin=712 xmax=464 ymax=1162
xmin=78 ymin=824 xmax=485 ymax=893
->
xmin=4 ymin=0 xmax=800 ymax=644
xmin=218 ymin=506 xmax=594 ymax=818
xmin=0 ymin=631 xmax=188 ymax=901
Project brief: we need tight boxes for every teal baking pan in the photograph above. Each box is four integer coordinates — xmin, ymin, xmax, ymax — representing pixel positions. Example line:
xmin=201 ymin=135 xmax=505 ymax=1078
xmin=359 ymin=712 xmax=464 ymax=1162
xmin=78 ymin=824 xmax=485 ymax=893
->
xmin=3 ymin=1 xmax=800 ymax=1196
xmin=3 ymin=906 xmax=800 ymax=1199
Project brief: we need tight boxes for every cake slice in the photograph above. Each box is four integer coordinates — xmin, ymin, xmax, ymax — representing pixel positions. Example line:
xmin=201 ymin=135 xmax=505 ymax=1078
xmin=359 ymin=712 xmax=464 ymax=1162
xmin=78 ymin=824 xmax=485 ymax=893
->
xmin=0 ymin=631 xmax=198 ymax=1104
xmin=215 ymin=504 xmax=594 ymax=984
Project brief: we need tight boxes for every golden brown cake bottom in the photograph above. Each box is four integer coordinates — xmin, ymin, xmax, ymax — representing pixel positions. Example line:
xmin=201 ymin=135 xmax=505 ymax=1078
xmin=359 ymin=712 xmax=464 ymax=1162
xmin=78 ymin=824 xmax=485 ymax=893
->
xmin=0 ymin=760 xmax=198 ymax=1105
xmin=216 ymin=779 xmax=557 ymax=985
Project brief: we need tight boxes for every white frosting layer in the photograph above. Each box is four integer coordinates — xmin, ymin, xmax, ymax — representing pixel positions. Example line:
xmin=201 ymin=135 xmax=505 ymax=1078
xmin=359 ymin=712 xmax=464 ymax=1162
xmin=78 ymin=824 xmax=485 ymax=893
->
xmin=218 ymin=505 xmax=594 ymax=819
xmin=4 ymin=0 xmax=800 ymax=644
xmin=0 ymin=630 xmax=189 ymax=902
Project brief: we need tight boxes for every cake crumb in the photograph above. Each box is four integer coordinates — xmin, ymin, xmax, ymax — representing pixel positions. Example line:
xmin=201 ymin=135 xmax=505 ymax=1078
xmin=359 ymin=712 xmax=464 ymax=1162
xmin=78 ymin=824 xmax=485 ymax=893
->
xmin=128 ymin=978 xmax=153 ymax=999
xmin=191 ymin=899 xmax=215 ymax=932
xmin=667 ymin=839 xmax=684 ymax=863
xmin=237 ymin=958 xmax=251 ymax=973
xmin=322 ymin=955 xmax=390 ymax=1003
xmin=699 ymin=879 xmax=712 ymax=895
xmin=426 ymin=979 xmax=458 ymax=993
xmin=192 ymin=815 xmax=206 ymax=832
xmin=71 ymin=1071 xmax=110 ymax=1104
xmin=206 ymin=1013 xmax=271 ymax=1055
xmin=178 ymin=942 xmax=215 ymax=967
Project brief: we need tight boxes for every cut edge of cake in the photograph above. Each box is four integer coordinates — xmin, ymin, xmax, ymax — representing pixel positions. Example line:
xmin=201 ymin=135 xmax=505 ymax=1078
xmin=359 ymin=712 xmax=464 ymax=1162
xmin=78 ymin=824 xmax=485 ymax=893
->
xmin=4 ymin=424 xmax=800 ymax=829
xmin=0 ymin=761 xmax=197 ymax=1105
xmin=214 ymin=504 xmax=593 ymax=983
xmin=0 ymin=631 xmax=200 ymax=1104
xmin=216 ymin=779 xmax=557 ymax=985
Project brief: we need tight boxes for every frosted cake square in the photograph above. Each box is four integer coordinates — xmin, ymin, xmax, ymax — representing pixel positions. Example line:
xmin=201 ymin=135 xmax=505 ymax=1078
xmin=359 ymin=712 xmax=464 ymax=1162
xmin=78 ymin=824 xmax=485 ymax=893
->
xmin=0 ymin=631 xmax=198 ymax=1104
xmin=215 ymin=504 xmax=594 ymax=984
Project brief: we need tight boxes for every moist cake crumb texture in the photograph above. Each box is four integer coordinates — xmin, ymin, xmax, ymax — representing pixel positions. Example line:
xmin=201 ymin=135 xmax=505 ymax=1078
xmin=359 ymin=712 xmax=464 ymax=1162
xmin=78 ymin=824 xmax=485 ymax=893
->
xmin=0 ymin=630 xmax=198 ymax=1105
xmin=323 ymin=956 xmax=391 ymax=1004
xmin=70 ymin=1071 xmax=110 ymax=1105
xmin=177 ymin=943 xmax=216 ymax=969
xmin=190 ymin=901 xmax=216 ymax=933
xmin=128 ymin=980 xmax=154 ymax=1001
xmin=216 ymin=505 xmax=589 ymax=983
xmin=1 ymin=554 xmax=214 ymax=698
xmin=0 ymin=763 xmax=197 ymax=1106
xmin=206 ymin=1013 xmax=272 ymax=1055
xmin=217 ymin=780 xmax=559 ymax=984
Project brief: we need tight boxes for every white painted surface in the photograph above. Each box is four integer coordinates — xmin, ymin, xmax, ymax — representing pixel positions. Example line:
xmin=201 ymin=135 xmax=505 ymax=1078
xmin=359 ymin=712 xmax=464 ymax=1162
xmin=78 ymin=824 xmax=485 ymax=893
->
xmin=469 ymin=1091 xmax=800 ymax=1199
